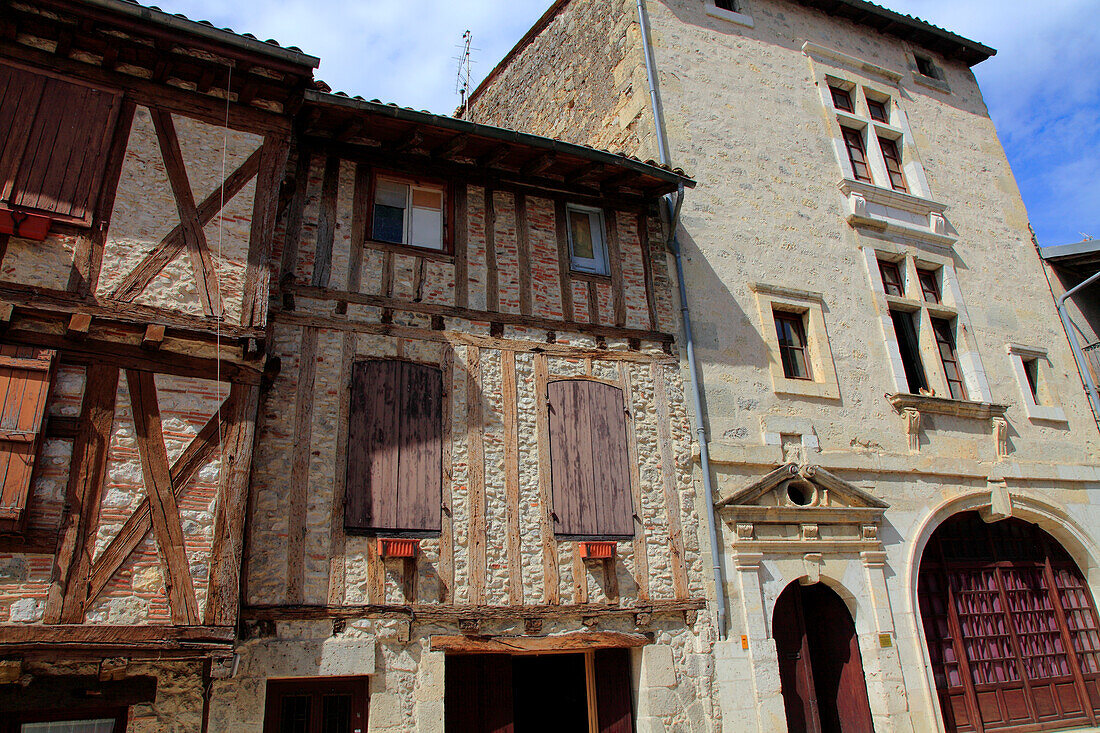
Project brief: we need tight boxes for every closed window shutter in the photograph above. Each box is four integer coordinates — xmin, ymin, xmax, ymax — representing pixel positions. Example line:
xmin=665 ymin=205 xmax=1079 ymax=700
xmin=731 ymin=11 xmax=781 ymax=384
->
xmin=595 ymin=649 xmax=635 ymax=733
xmin=0 ymin=345 xmax=56 ymax=529
xmin=345 ymin=360 xmax=442 ymax=533
xmin=0 ymin=62 xmax=121 ymax=224
xmin=548 ymin=380 xmax=634 ymax=538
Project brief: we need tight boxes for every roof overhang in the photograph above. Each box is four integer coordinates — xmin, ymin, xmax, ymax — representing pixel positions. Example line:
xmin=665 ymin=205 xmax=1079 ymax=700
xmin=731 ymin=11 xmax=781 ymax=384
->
xmin=1041 ymin=239 xmax=1100 ymax=277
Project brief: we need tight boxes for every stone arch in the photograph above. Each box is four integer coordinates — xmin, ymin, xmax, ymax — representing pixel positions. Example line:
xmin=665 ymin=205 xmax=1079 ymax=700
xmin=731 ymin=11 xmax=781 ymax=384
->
xmin=764 ymin=571 xmax=870 ymax=638
xmin=904 ymin=490 xmax=1100 ymax=732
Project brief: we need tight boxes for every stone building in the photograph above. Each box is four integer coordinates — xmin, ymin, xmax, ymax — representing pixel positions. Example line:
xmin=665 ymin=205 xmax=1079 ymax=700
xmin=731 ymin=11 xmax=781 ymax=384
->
xmin=465 ymin=1 xmax=1100 ymax=731
xmin=0 ymin=0 xmax=316 ymax=729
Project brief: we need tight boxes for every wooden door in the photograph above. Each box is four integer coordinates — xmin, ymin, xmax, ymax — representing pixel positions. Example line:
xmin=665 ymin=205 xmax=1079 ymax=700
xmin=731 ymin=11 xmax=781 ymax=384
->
xmin=775 ymin=582 xmax=875 ymax=733
xmin=445 ymin=655 xmax=514 ymax=733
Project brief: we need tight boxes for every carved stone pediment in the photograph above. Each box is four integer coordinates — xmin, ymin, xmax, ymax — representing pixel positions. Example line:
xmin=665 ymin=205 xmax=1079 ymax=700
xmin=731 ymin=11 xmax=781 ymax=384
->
xmin=716 ymin=464 xmax=887 ymax=552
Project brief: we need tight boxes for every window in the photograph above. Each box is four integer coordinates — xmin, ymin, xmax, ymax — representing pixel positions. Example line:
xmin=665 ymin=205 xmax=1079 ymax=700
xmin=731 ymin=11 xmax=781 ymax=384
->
xmin=917 ymin=268 xmax=941 ymax=304
xmin=829 ymin=86 xmax=853 ymax=113
xmin=714 ymin=0 xmax=738 ymax=10
xmin=774 ymin=312 xmax=811 ymax=380
xmin=10 ymin=715 xmax=125 ymax=733
xmin=914 ymin=54 xmax=938 ymax=79
xmin=344 ymin=360 xmax=443 ymax=534
xmin=547 ymin=379 xmax=633 ymax=538
xmin=877 ymin=136 xmax=907 ymax=192
xmin=263 ymin=677 xmax=369 ymax=733
xmin=930 ymin=318 xmax=966 ymax=400
xmin=878 ymin=260 xmax=904 ymax=297
xmin=370 ymin=175 xmax=446 ymax=251
xmin=0 ymin=61 xmax=122 ymax=226
xmin=841 ymin=128 xmax=873 ymax=183
xmin=866 ymin=98 xmax=888 ymax=123
xmin=890 ymin=310 xmax=928 ymax=394
xmin=566 ymin=204 xmax=610 ymax=276
xmin=0 ymin=345 xmax=56 ymax=533
xmin=1023 ymin=358 xmax=1040 ymax=402
xmin=1007 ymin=344 xmax=1066 ymax=421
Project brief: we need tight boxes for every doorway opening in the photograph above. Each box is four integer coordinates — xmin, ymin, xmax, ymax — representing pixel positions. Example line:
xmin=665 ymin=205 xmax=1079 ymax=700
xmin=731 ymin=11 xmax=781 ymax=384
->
xmin=773 ymin=581 xmax=875 ymax=733
xmin=444 ymin=648 xmax=633 ymax=733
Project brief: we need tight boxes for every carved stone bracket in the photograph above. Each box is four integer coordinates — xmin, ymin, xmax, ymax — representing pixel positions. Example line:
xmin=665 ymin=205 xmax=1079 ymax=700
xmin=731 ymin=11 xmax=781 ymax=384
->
xmin=736 ymin=522 xmax=755 ymax=540
xmin=801 ymin=523 xmax=819 ymax=541
xmin=903 ymin=407 xmax=921 ymax=451
xmin=993 ymin=417 xmax=1009 ymax=458
xmin=803 ymin=553 xmax=824 ymax=584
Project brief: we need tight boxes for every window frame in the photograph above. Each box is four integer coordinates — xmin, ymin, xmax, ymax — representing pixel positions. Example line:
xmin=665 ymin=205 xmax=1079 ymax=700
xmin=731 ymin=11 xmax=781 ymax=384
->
xmin=829 ymin=85 xmax=854 ymax=113
xmin=890 ymin=308 xmax=929 ymax=395
xmin=878 ymin=259 xmax=904 ymax=297
xmin=565 ymin=203 xmax=611 ymax=276
xmin=367 ymin=171 xmax=452 ymax=254
xmin=877 ymin=135 xmax=908 ymax=192
xmin=263 ymin=677 xmax=369 ymax=733
xmin=930 ymin=317 xmax=967 ymax=400
xmin=841 ymin=126 xmax=873 ymax=184
xmin=751 ymin=283 xmax=840 ymax=400
xmin=866 ymin=98 xmax=889 ymax=123
xmin=703 ymin=0 xmax=754 ymax=27
xmin=1006 ymin=343 xmax=1067 ymax=422
xmin=917 ymin=268 xmax=941 ymax=304
xmin=774 ymin=311 xmax=812 ymax=381
xmin=5 ymin=708 xmax=128 ymax=733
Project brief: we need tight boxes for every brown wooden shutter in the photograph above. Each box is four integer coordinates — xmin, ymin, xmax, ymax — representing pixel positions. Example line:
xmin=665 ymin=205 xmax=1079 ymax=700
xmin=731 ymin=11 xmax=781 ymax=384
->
xmin=595 ymin=649 xmax=635 ymax=733
xmin=548 ymin=380 xmax=634 ymax=538
xmin=0 ymin=61 xmax=121 ymax=225
xmin=345 ymin=360 xmax=442 ymax=533
xmin=0 ymin=345 xmax=56 ymax=530
xmin=444 ymin=654 xmax=514 ymax=733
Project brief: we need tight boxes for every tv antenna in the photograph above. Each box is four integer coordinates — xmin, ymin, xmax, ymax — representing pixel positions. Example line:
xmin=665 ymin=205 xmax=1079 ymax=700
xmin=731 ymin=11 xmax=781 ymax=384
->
xmin=455 ymin=30 xmax=472 ymax=115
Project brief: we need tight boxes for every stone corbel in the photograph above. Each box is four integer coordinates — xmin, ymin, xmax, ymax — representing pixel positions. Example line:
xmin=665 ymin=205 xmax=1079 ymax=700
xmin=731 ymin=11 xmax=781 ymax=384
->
xmin=861 ymin=524 xmax=878 ymax=541
xmin=930 ymin=212 xmax=947 ymax=236
xmin=850 ymin=191 xmax=868 ymax=218
xmin=981 ymin=478 xmax=1013 ymax=522
xmin=903 ymin=407 xmax=921 ymax=451
xmin=802 ymin=553 xmax=824 ymax=584
xmin=993 ymin=417 xmax=1009 ymax=458
xmin=800 ymin=523 xmax=819 ymax=541
xmin=736 ymin=522 xmax=755 ymax=540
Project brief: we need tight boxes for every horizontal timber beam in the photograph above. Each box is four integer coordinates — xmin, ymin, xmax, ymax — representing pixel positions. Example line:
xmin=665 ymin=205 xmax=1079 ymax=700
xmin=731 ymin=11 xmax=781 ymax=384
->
xmin=430 ymin=631 xmax=651 ymax=654
xmin=242 ymin=599 xmax=706 ymax=623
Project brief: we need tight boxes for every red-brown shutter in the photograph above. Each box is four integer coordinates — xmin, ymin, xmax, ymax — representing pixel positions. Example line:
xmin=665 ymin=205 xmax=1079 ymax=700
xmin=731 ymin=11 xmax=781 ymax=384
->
xmin=595 ymin=649 xmax=635 ymax=733
xmin=0 ymin=61 xmax=121 ymax=225
xmin=548 ymin=380 xmax=634 ymax=538
xmin=444 ymin=654 xmax=514 ymax=733
xmin=0 ymin=345 xmax=56 ymax=530
xmin=345 ymin=360 xmax=442 ymax=533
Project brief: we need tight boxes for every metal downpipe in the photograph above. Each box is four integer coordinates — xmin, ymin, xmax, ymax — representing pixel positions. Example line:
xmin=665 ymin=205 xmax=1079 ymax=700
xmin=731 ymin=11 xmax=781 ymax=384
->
xmin=637 ymin=0 xmax=727 ymax=640
xmin=1056 ymin=269 xmax=1100 ymax=419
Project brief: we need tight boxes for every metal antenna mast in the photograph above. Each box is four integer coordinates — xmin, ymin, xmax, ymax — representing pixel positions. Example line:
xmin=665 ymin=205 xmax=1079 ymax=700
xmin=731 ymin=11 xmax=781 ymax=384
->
xmin=454 ymin=30 xmax=472 ymax=116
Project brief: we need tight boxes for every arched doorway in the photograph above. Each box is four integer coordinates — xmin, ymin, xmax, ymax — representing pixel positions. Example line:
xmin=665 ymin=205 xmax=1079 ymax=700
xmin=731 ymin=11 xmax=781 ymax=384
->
xmin=773 ymin=581 xmax=875 ymax=732
xmin=918 ymin=511 xmax=1100 ymax=732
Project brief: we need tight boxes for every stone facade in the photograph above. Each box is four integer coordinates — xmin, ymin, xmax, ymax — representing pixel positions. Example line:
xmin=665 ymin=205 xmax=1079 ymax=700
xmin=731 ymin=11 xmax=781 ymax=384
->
xmin=468 ymin=0 xmax=1100 ymax=731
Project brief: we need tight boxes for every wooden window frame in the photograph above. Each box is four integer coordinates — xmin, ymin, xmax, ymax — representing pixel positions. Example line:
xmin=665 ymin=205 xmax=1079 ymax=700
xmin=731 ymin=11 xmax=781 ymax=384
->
xmin=344 ymin=359 xmax=444 ymax=536
xmin=930 ymin=317 xmax=967 ymax=401
xmin=774 ymin=311 xmax=812 ymax=381
xmin=0 ymin=345 xmax=57 ymax=533
xmin=263 ymin=677 xmax=369 ymax=733
xmin=878 ymin=135 xmax=908 ymax=192
xmin=878 ymin=259 xmax=905 ymax=297
xmin=566 ymin=203 xmax=611 ymax=276
xmin=917 ymin=268 xmax=942 ymax=304
xmin=841 ymin=127 xmax=873 ymax=184
xmin=5 ymin=708 xmax=128 ymax=733
xmin=367 ymin=170 xmax=453 ymax=255
xmin=829 ymin=85 xmax=854 ymax=113
xmin=867 ymin=98 xmax=889 ymax=123
xmin=890 ymin=309 xmax=929 ymax=395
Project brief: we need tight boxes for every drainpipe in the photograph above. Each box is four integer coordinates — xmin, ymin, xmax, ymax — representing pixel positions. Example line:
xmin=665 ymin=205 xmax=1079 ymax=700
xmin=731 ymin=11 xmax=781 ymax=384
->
xmin=637 ymin=0 xmax=727 ymax=641
xmin=1056 ymin=269 xmax=1100 ymax=418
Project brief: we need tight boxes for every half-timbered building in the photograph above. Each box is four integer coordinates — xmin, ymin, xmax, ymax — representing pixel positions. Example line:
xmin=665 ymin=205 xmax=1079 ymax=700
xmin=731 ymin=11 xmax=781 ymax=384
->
xmin=0 ymin=1 xmax=317 ymax=729
xmin=203 ymin=89 xmax=717 ymax=732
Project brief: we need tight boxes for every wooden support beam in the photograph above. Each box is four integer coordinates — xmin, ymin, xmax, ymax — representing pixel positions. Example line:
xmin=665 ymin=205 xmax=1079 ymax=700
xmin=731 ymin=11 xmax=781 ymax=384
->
xmin=438 ymin=347 xmax=455 ymax=603
xmin=521 ymin=153 xmax=556 ymax=178
xmin=621 ymin=363 xmax=649 ymax=601
xmin=325 ymin=333 xmax=356 ymax=605
xmin=433 ymin=133 xmax=470 ymax=160
xmin=0 ymin=625 xmax=236 ymax=646
xmin=311 ymin=155 xmax=341 ymax=289
xmin=478 ymin=145 xmax=511 ymax=169
xmin=467 ymin=345 xmax=486 ymax=605
xmin=566 ymin=163 xmax=605 ymax=186
xmin=66 ymin=313 xmax=92 ymax=338
xmin=605 ymin=210 xmax=627 ymax=327
xmin=516 ymin=193 xmax=532 ymax=316
xmin=430 ymin=631 xmax=651 ymax=654
xmin=533 ymin=354 xmax=560 ymax=604
xmin=0 ymin=675 xmax=157 ymax=713
xmin=286 ymin=327 xmax=319 ymax=604
xmin=278 ymin=145 xmax=313 ymax=285
xmin=241 ymin=136 xmax=290 ymax=329
xmin=394 ymin=127 xmax=424 ymax=153
xmin=453 ymin=184 xmax=469 ymax=309
xmin=501 ymin=350 xmax=522 ymax=605
xmin=484 ymin=188 xmax=498 ymax=311
xmin=141 ymin=324 xmax=165 ymax=350
xmin=637 ymin=212 xmax=659 ymax=331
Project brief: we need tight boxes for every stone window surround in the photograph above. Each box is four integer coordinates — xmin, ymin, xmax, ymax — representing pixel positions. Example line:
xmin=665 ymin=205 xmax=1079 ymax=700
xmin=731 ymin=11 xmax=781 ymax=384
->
xmin=803 ymin=42 xmax=957 ymax=247
xmin=750 ymin=282 xmax=840 ymax=400
xmin=861 ymin=244 xmax=992 ymax=402
xmin=703 ymin=0 xmax=754 ymax=28
xmin=906 ymin=46 xmax=951 ymax=94
xmin=1006 ymin=343 xmax=1068 ymax=422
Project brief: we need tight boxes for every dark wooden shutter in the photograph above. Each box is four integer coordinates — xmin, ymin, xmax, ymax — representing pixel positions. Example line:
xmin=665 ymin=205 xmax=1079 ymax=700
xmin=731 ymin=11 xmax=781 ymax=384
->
xmin=595 ymin=649 xmax=635 ymax=733
xmin=548 ymin=380 xmax=633 ymax=538
xmin=0 ymin=345 xmax=56 ymax=530
xmin=444 ymin=655 xmax=514 ymax=733
xmin=0 ymin=61 xmax=121 ymax=225
xmin=345 ymin=360 xmax=442 ymax=533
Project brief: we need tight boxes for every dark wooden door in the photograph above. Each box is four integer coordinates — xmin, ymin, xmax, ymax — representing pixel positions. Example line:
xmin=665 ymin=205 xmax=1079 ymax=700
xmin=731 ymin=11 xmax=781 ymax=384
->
xmin=775 ymin=582 xmax=875 ymax=733
xmin=445 ymin=655 xmax=514 ymax=733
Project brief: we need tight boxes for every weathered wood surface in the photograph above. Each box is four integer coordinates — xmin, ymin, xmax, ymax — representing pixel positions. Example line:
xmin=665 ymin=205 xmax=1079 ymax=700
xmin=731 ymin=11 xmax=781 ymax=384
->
xmin=278 ymin=146 xmax=313 ymax=283
xmin=439 ymin=347 xmax=455 ymax=603
xmin=484 ymin=188 xmax=498 ymax=311
xmin=241 ymin=136 xmax=290 ymax=328
xmin=653 ymin=362 xmax=689 ymax=599
xmin=326 ymin=332 xmax=357 ymax=604
xmin=554 ymin=199 xmax=575 ymax=320
xmin=605 ymin=209 xmax=627 ymax=327
xmin=516 ymin=193 xmax=532 ymax=316
xmin=533 ymin=354 xmax=560 ymax=604
xmin=429 ymin=631 xmax=652 ymax=654
xmin=501 ymin=350 xmax=523 ymax=605
xmin=620 ymin=364 xmax=649 ymax=600
xmin=637 ymin=211 xmax=659 ymax=330
xmin=467 ymin=346 xmax=486 ymax=605
xmin=311 ymin=154 xmax=340 ymax=289
xmin=286 ymin=327 xmax=318 ymax=603
xmin=0 ymin=624 xmax=236 ymax=645
xmin=453 ymin=184 xmax=469 ymax=309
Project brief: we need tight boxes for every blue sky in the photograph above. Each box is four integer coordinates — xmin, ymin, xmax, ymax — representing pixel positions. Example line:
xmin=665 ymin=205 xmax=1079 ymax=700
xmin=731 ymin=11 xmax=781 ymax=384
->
xmin=166 ymin=0 xmax=1098 ymax=246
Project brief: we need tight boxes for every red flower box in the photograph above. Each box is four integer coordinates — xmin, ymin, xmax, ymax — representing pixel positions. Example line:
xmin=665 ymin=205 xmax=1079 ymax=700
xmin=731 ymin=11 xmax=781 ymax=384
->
xmin=378 ymin=538 xmax=419 ymax=558
xmin=578 ymin=541 xmax=616 ymax=560
xmin=0 ymin=209 xmax=50 ymax=241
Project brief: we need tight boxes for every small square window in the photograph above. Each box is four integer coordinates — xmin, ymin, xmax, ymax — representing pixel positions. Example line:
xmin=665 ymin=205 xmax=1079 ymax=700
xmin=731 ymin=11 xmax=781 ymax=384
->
xmin=566 ymin=204 xmax=610 ymax=275
xmin=917 ymin=269 xmax=941 ymax=304
xmin=878 ymin=260 xmax=904 ymax=297
xmin=867 ymin=98 xmax=889 ymax=123
xmin=774 ymin=311 xmax=812 ymax=380
xmin=371 ymin=175 xmax=446 ymax=251
xmin=829 ymin=86 xmax=853 ymax=113
xmin=915 ymin=54 xmax=938 ymax=79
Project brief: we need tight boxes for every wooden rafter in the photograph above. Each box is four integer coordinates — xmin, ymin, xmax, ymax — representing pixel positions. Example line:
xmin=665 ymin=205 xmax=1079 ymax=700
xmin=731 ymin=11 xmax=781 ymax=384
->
xmin=150 ymin=109 xmax=222 ymax=318
xmin=126 ymin=369 xmax=200 ymax=624
xmin=108 ymin=143 xmax=262 ymax=303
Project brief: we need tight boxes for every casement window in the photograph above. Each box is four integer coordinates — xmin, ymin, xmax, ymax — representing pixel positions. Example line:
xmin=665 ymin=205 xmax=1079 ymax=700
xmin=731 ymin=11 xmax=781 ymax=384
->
xmin=0 ymin=345 xmax=56 ymax=532
xmin=370 ymin=174 xmax=447 ymax=251
xmin=877 ymin=136 xmax=908 ymax=192
xmin=344 ymin=360 xmax=443 ymax=534
xmin=841 ymin=128 xmax=873 ymax=184
xmin=866 ymin=98 xmax=889 ymax=123
xmin=566 ymin=204 xmax=611 ymax=276
xmin=0 ymin=61 xmax=122 ymax=227
xmin=774 ymin=311 xmax=811 ymax=380
xmin=930 ymin=318 xmax=967 ymax=400
xmin=263 ymin=677 xmax=369 ymax=733
xmin=829 ymin=86 xmax=854 ymax=113
xmin=890 ymin=310 xmax=929 ymax=394
xmin=917 ymin=268 xmax=941 ymax=304
xmin=547 ymin=379 xmax=633 ymax=538
xmin=878 ymin=259 xmax=904 ymax=297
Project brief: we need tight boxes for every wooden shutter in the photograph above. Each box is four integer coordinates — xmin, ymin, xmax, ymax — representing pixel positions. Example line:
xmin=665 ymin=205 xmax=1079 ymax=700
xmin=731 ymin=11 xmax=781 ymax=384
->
xmin=0 ymin=61 xmax=121 ymax=225
xmin=0 ymin=345 xmax=56 ymax=530
xmin=547 ymin=380 xmax=633 ymax=538
xmin=345 ymin=360 xmax=442 ymax=533
xmin=444 ymin=655 xmax=514 ymax=733
xmin=595 ymin=649 xmax=634 ymax=733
